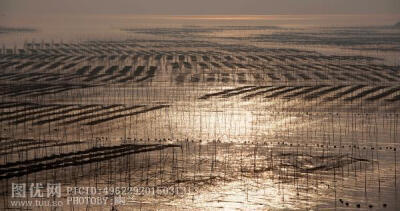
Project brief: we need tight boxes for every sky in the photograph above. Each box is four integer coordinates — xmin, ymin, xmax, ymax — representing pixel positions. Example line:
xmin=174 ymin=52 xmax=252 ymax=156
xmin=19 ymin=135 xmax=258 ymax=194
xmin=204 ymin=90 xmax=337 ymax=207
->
xmin=1 ymin=0 xmax=399 ymax=15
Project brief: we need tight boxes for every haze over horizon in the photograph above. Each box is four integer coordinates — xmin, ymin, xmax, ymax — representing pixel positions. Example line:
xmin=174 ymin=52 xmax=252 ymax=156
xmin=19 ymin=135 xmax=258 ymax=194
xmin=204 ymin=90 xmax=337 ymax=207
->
xmin=1 ymin=0 xmax=399 ymax=16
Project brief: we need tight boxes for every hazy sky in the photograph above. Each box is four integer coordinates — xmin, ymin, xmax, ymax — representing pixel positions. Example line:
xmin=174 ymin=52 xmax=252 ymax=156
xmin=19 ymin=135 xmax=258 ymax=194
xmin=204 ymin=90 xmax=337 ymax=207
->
xmin=1 ymin=0 xmax=399 ymax=15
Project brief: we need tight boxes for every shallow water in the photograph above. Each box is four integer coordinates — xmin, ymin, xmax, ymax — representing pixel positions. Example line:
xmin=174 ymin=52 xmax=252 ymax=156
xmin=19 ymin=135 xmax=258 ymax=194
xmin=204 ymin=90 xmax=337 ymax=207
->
xmin=0 ymin=15 xmax=400 ymax=210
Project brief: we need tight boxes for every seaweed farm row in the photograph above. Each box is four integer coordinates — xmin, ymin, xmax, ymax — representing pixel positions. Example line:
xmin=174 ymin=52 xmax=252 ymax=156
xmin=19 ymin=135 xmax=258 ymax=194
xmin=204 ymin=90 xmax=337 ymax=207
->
xmin=199 ymin=85 xmax=400 ymax=104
